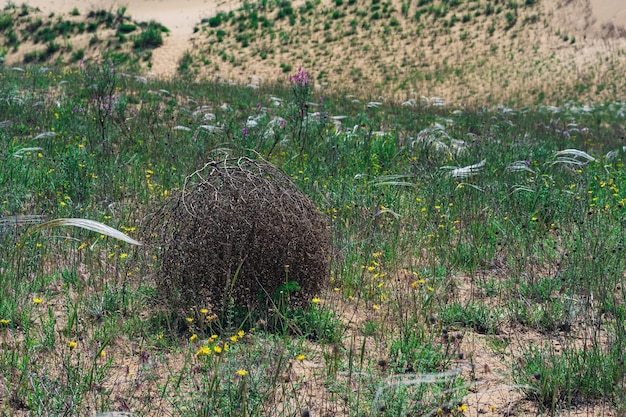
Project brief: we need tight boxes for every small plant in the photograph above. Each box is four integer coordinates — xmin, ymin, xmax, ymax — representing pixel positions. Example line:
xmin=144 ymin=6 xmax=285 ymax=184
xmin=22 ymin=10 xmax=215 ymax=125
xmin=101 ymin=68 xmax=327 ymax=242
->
xmin=280 ymin=62 xmax=292 ymax=73
xmin=117 ymin=23 xmax=137 ymax=34
xmin=178 ymin=50 xmax=194 ymax=72
xmin=294 ymin=301 xmax=344 ymax=343
xmin=71 ymin=48 xmax=84 ymax=62
xmin=133 ymin=21 xmax=166 ymax=49
xmin=288 ymin=66 xmax=313 ymax=151
xmin=0 ymin=13 xmax=12 ymax=32
xmin=514 ymin=343 xmax=625 ymax=412
xmin=440 ymin=301 xmax=500 ymax=334
xmin=505 ymin=11 xmax=516 ymax=29
xmin=75 ymin=58 xmax=121 ymax=156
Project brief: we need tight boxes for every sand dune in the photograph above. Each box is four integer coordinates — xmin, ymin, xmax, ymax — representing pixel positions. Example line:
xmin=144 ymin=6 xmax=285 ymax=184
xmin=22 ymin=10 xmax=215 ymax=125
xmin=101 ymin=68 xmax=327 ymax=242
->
xmin=6 ymin=0 xmax=626 ymax=99
xmin=13 ymin=0 xmax=239 ymax=31
xmin=9 ymin=0 xmax=241 ymax=75
xmin=590 ymin=0 xmax=626 ymax=25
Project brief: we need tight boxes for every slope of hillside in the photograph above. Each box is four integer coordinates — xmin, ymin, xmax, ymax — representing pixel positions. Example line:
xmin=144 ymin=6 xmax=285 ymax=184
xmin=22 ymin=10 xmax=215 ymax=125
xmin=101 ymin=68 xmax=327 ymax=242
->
xmin=183 ymin=0 xmax=626 ymax=104
xmin=2 ymin=0 xmax=626 ymax=105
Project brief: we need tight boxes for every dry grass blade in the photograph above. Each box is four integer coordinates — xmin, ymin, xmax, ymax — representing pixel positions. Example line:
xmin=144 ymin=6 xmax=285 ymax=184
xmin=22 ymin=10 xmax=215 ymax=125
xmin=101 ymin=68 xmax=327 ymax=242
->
xmin=414 ymin=124 xmax=453 ymax=153
xmin=371 ymin=174 xmax=415 ymax=188
xmin=95 ymin=413 xmax=135 ymax=417
xmin=27 ymin=218 xmax=142 ymax=245
xmin=511 ymin=185 xmax=535 ymax=194
xmin=374 ymin=208 xmax=402 ymax=219
xmin=33 ymin=132 xmax=56 ymax=140
xmin=13 ymin=147 xmax=44 ymax=158
xmin=506 ymin=160 xmax=535 ymax=174
xmin=605 ymin=150 xmax=620 ymax=161
xmin=371 ymin=367 xmax=467 ymax=415
xmin=551 ymin=149 xmax=596 ymax=167
xmin=0 ymin=214 xmax=45 ymax=234
xmin=441 ymin=159 xmax=486 ymax=178
xmin=456 ymin=183 xmax=485 ymax=192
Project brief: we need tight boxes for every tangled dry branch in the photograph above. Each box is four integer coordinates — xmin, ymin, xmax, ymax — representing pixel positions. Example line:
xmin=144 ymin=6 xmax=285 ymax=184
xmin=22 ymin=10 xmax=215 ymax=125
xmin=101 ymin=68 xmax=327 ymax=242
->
xmin=145 ymin=156 xmax=331 ymax=318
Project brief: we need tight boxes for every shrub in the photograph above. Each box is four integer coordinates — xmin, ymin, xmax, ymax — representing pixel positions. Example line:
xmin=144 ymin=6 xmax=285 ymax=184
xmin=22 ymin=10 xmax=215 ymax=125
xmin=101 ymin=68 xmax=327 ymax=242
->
xmin=505 ymin=12 xmax=516 ymax=29
xmin=133 ymin=21 xmax=165 ymax=49
xmin=45 ymin=41 xmax=61 ymax=57
xmin=6 ymin=29 xmax=17 ymax=46
xmin=146 ymin=157 xmax=331 ymax=320
xmin=71 ymin=48 xmax=84 ymax=62
xmin=34 ymin=27 xmax=56 ymax=43
xmin=117 ymin=23 xmax=137 ymax=34
xmin=0 ymin=13 xmax=12 ymax=32
xmin=208 ymin=14 xmax=223 ymax=28
xmin=23 ymin=50 xmax=41 ymax=63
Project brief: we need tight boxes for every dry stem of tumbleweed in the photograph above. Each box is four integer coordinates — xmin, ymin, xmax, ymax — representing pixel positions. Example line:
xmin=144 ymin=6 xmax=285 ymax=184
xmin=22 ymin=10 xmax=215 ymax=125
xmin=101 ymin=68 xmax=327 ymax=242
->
xmin=144 ymin=155 xmax=331 ymax=319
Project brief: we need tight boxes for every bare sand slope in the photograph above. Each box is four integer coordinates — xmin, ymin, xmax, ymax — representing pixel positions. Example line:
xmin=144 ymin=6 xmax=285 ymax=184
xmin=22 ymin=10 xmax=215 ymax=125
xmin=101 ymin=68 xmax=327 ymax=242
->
xmin=590 ymin=0 xmax=626 ymax=25
xmin=7 ymin=0 xmax=626 ymax=86
xmin=8 ymin=0 xmax=241 ymax=76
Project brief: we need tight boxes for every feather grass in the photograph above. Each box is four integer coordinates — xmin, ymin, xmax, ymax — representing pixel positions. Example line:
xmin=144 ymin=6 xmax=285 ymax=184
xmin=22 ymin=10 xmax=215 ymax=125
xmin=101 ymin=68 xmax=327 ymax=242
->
xmin=441 ymin=159 xmax=486 ymax=179
xmin=371 ymin=367 xmax=467 ymax=415
xmin=26 ymin=218 xmax=142 ymax=245
xmin=550 ymin=149 xmax=596 ymax=167
xmin=13 ymin=147 xmax=44 ymax=158
xmin=33 ymin=132 xmax=56 ymax=140
xmin=506 ymin=160 xmax=535 ymax=174
xmin=0 ymin=215 xmax=45 ymax=234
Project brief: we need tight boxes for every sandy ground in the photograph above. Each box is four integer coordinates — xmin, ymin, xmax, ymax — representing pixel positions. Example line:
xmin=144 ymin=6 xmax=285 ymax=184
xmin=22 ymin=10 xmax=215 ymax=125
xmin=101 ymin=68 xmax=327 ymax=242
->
xmin=7 ymin=0 xmax=242 ymax=75
xmin=8 ymin=0 xmax=624 ymax=80
xmin=589 ymin=0 xmax=626 ymax=25
xmin=12 ymin=0 xmax=240 ymax=30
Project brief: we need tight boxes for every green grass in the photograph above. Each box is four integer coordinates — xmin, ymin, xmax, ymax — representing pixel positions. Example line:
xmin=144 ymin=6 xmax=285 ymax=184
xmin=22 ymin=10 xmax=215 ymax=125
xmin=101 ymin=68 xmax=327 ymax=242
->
xmin=1 ymin=59 xmax=625 ymax=416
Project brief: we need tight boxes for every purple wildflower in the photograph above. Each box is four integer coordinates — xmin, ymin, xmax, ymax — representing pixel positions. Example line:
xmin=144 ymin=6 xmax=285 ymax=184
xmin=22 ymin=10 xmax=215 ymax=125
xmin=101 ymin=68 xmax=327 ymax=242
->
xmin=288 ymin=66 xmax=311 ymax=87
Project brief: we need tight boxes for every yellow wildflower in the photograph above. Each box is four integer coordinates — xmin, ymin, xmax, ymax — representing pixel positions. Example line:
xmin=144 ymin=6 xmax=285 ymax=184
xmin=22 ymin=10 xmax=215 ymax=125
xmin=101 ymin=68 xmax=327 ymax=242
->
xmin=196 ymin=346 xmax=211 ymax=356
